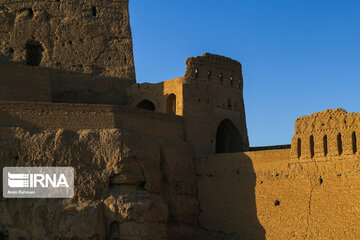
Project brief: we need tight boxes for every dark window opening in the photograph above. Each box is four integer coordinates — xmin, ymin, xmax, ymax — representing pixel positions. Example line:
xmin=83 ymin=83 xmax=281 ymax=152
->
xmin=297 ymin=138 xmax=301 ymax=158
xmin=323 ymin=135 xmax=328 ymax=156
xmin=337 ymin=133 xmax=343 ymax=155
xmin=136 ymin=99 xmax=155 ymax=111
xmin=352 ymin=132 xmax=357 ymax=154
xmin=195 ymin=68 xmax=199 ymax=78
xmin=208 ymin=70 xmax=211 ymax=80
xmin=219 ymin=73 xmax=223 ymax=83
xmin=28 ymin=8 xmax=33 ymax=18
xmin=230 ymin=76 xmax=234 ymax=86
xmin=216 ymin=119 xmax=244 ymax=153
xmin=166 ymin=93 xmax=176 ymax=115
xmin=26 ymin=41 xmax=44 ymax=66
xmin=92 ymin=6 xmax=97 ymax=16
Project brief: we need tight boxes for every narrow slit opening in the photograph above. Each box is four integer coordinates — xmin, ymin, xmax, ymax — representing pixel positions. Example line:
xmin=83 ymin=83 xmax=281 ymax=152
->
xmin=337 ymin=133 xmax=343 ymax=155
xmin=323 ymin=135 xmax=328 ymax=156
xmin=297 ymin=138 xmax=301 ymax=158
xmin=352 ymin=132 xmax=357 ymax=154
xmin=310 ymin=135 xmax=314 ymax=158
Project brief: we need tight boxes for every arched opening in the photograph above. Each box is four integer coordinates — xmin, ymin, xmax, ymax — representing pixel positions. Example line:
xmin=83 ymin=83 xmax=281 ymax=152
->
xmin=216 ymin=119 xmax=244 ymax=153
xmin=26 ymin=41 xmax=44 ymax=66
xmin=136 ymin=99 xmax=155 ymax=111
xmin=166 ymin=93 xmax=176 ymax=115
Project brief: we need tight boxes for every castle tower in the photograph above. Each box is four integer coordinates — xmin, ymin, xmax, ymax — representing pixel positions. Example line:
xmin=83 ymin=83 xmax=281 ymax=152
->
xmin=127 ymin=52 xmax=249 ymax=155
xmin=0 ymin=0 xmax=135 ymax=81
xmin=182 ymin=53 xmax=249 ymax=155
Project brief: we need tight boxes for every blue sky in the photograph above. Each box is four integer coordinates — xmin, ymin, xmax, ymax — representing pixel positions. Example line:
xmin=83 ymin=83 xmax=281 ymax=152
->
xmin=129 ymin=1 xmax=360 ymax=147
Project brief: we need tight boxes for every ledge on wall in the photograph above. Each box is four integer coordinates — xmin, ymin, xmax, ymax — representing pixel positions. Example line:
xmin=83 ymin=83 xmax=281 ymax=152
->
xmin=249 ymin=144 xmax=291 ymax=151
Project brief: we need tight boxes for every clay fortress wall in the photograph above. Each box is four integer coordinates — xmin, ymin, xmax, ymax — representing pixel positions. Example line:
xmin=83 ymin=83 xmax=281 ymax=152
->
xmin=0 ymin=1 xmax=360 ymax=240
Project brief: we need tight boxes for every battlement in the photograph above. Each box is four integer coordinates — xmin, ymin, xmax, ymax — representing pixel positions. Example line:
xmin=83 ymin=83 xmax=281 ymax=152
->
xmin=291 ymin=108 xmax=359 ymax=160
xmin=184 ymin=53 xmax=243 ymax=90
xmin=186 ymin=53 xmax=242 ymax=68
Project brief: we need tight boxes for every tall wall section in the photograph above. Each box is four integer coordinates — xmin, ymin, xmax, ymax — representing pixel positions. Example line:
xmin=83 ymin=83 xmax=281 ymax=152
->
xmin=0 ymin=101 xmax=229 ymax=239
xmin=0 ymin=0 xmax=135 ymax=81
xmin=197 ymin=109 xmax=360 ymax=239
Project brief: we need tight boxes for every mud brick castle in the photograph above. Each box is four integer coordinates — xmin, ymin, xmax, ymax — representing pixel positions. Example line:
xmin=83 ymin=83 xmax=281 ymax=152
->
xmin=0 ymin=1 xmax=359 ymax=239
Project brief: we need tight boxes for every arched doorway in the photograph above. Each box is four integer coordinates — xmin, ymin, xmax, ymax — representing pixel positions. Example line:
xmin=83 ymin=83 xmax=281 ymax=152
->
xmin=136 ymin=99 xmax=155 ymax=111
xmin=216 ymin=119 xmax=244 ymax=153
xmin=166 ymin=93 xmax=176 ymax=115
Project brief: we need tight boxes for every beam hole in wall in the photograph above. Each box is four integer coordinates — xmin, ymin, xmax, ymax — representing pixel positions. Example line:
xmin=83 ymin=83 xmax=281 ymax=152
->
xmin=319 ymin=176 xmax=323 ymax=185
xmin=337 ymin=133 xmax=343 ymax=155
xmin=323 ymin=135 xmax=328 ymax=156
xmin=274 ymin=200 xmax=280 ymax=206
xmin=216 ymin=119 xmax=244 ymax=153
xmin=297 ymin=138 xmax=301 ymax=158
xmin=92 ymin=6 xmax=97 ymax=16
xmin=166 ymin=93 xmax=176 ymax=115
xmin=26 ymin=41 xmax=44 ymax=66
xmin=136 ymin=99 xmax=155 ymax=111
xmin=352 ymin=132 xmax=357 ymax=154
xmin=310 ymin=135 xmax=314 ymax=158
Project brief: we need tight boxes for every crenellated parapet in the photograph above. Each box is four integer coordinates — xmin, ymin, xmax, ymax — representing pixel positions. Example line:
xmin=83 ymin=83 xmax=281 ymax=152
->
xmin=291 ymin=108 xmax=360 ymax=160
xmin=184 ymin=53 xmax=243 ymax=90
